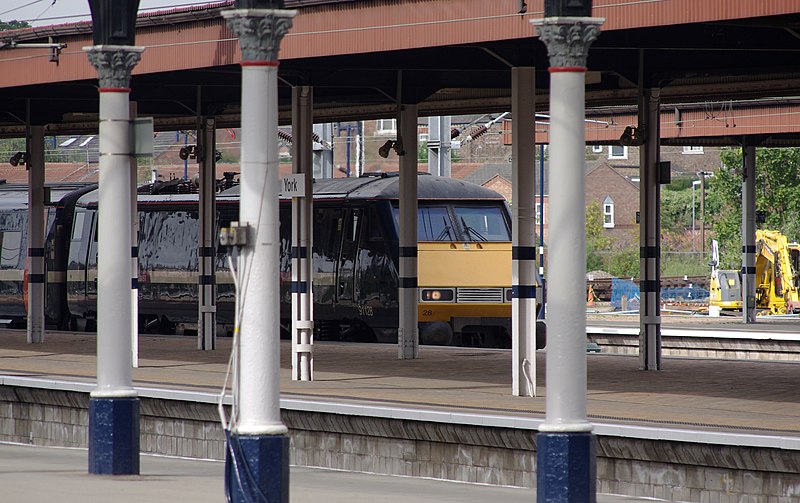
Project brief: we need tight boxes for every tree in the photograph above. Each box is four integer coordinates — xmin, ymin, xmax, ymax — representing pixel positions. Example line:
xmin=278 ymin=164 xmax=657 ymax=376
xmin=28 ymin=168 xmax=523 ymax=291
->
xmin=0 ymin=20 xmax=31 ymax=31
xmin=585 ymin=201 xmax=611 ymax=272
xmin=706 ymin=147 xmax=800 ymax=268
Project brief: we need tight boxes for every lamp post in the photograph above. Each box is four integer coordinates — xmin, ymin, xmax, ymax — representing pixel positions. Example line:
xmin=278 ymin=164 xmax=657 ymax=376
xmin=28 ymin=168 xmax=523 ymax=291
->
xmin=533 ymin=0 xmax=603 ymax=501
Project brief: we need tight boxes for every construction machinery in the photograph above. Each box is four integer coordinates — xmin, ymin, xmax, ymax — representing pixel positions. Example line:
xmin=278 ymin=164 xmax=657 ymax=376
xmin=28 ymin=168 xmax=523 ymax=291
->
xmin=709 ymin=230 xmax=800 ymax=314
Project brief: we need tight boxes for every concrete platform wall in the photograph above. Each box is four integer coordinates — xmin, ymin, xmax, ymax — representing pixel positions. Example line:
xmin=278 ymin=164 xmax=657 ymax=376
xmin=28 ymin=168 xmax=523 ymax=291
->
xmin=1 ymin=385 xmax=799 ymax=501
xmin=588 ymin=334 xmax=800 ymax=361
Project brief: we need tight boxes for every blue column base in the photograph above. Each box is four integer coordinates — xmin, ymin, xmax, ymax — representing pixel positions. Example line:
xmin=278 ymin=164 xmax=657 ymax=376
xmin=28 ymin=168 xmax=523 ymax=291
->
xmin=88 ymin=397 xmax=140 ymax=475
xmin=225 ymin=431 xmax=290 ymax=503
xmin=536 ymin=431 xmax=596 ymax=503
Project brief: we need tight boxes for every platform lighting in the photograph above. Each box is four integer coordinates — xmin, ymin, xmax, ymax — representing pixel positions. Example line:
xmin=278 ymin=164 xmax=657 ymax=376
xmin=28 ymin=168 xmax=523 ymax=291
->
xmin=88 ymin=0 xmax=141 ymax=46
xmin=378 ymin=139 xmax=404 ymax=158
xmin=619 ymin=126 xmax=644 ymax=147
xmin=179 ymin=145 xmax=198 ymax=161
xmin=9 ymin=152 xmax=28 ymax=167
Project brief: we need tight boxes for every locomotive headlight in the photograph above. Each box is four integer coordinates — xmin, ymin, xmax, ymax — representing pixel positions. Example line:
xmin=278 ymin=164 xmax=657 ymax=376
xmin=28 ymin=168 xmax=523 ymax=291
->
xmin=504 ymin=288 xmax=513 ymax=302
xmin=420 ymin=288 xmax=455 ymax=302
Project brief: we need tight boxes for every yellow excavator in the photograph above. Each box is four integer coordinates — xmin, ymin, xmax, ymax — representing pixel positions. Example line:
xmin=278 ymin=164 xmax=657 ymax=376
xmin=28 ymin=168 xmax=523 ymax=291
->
xmin=709 ymin=230 xmax=800 ymax=314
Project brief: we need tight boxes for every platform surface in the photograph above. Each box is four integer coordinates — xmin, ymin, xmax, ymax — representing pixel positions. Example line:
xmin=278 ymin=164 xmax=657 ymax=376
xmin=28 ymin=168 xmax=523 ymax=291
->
xmin=0 ymin=326 xmax=797 ymax=438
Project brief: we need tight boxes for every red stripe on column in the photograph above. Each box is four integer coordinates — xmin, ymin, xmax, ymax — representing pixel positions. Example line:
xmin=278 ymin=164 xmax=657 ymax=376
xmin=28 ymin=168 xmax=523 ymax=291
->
xmin=549 ymin=67 xmax=587 ymax=73
xmin=241 ymin=61 xmax=279 ymax=67
xmin=98 ymin=88 xmax=131 ymax=93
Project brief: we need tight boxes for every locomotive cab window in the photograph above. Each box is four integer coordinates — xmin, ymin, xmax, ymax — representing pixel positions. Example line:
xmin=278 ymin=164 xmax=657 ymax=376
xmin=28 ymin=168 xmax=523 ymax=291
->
xmin=453 ymin=206 xmax=510 ymax=242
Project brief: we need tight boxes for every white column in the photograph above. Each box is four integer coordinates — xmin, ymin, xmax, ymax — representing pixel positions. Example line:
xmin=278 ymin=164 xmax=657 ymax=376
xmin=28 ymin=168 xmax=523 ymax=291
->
xmin=85 ymin=46 xmax=143 ymax=398
xmin=291 ymin=85 xmax=314 ymax=381
xmin=223 ymin=8 xmax=296 ymax=434
xmin=130 ymin=102 xmax=139 ymax=368
xmin=742 ymin=143 xmax=756 ymax=324
xmin=198 ymin=117 xmax=217 ymax=350
xmin=398 ymin=104 xmax=419 ymax=359
xmin=511 ymin=67 xmax=537 ymax=397
xmin=535 ymin=17 xmax=602 ymax=432
xmin=27 ymin=125 xmax=45 ymax=344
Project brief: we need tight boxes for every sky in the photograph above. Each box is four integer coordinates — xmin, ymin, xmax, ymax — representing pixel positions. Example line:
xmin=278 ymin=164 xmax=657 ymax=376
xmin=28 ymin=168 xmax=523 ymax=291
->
xmin=1 ymin=1 xmax=224 ymax=27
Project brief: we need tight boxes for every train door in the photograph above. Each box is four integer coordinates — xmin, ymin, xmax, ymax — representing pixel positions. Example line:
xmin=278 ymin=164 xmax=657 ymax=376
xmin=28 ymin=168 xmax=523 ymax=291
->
xmin=336 ymin=207 xmax=361 ymax=304
xmin=66 ymin=208 xmax=94 ymax=322
xmin=86 ymin=211 xmax=99 ymax=317
xmin=0 ymin=210 xmax=26 ymax=322
xmin=312 ymin=206 xmax=343 ymax=311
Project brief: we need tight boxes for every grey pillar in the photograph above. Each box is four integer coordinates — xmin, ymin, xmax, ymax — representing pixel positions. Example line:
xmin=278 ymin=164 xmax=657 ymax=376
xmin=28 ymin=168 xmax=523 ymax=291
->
xmin=27 ymin=125 xmax=45 ymax=344
xmin=313 ymin=123 xmax=333 ymax=178
xmin=639 ymin=88 xmax=661 ymax=370
xmin=398 ymin=104 xmax=419 ymax=359
xmin=85 ymin=44 xmax=143 ymax=475
xmin=534 ymin=13 xmax=603 ymax=503
xmin=291 ymin=85 xmax=314 ymax=381
xmin=742 ymin=142 xmax=756 ymax=323
xmin=198 ymin=117 xmax=217 ymax=350
xmin=223 ymin=7 xmax=295 ymax=502
xmin=511 ymin=67 xmax=537 ymax=397
xmin=427 ymin=116 xmax=451 ymax=177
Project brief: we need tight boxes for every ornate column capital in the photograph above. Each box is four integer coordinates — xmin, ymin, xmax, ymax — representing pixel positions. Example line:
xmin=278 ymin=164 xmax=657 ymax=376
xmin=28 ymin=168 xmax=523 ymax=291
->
xmin=222 ymin=9 xmax=297 ymax=62
xmin=84 ymin=45 xmax=144 ymax=89
xmin=533 ymin=17 xmax=604 ymax=68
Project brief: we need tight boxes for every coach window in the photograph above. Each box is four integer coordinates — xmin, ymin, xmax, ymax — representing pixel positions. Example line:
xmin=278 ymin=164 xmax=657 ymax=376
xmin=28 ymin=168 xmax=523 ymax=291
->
xmin=0 ymin=231 xmax=21 ymax=268
xmin=313 ymin=207 xmax=342 ymax=304
xmin=338 ymin=208 xmax=361 ymax=301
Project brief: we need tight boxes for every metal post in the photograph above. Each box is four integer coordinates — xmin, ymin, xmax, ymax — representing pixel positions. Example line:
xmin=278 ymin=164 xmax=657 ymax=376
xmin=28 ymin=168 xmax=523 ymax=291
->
xmin=534 ymin=13 xmax=603 ymax=503
xmin=700 ymin=171 xmax=707 ymax=256
xmin=313 ymin=123 xmax=333 ymax=179
xmin=639 ymin=88 xmax=662 ymax=371
xmin=398 ymin=104 xmax=419 ymax=359
xmin=742 ymin=142 xmax=756 ymax=324
xmin=85 ymin=44 xmax=143 ymax=475
xmin=291 ymin=85 xmax=314 ymax=381
xmin=692 ymin=181 xmax=699 ymax=252
xmin=198 ymin=117 xmax=217 ymax=350
xmin=511 ymin=67 xmax=537 ymax=397
xmin=223 ymin=7 xmax=295 ymax=502
xmin=130 ymin=102 xmax=139 ymax=368
xmin=427 ymin=116 xmax=451 ymax=177
xmin=27 ymin=125 xmax=45 ymax=344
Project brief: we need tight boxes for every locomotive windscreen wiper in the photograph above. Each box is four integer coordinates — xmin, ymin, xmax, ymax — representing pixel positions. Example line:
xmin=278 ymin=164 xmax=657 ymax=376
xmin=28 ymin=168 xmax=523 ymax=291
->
xmin=460 ymin=217 xmax=487 ymax=242
xmin=436 ymin=216 xmax=453 ymax=241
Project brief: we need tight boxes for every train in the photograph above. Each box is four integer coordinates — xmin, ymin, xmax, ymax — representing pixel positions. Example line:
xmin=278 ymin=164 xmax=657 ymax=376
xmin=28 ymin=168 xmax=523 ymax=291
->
xmin=0 ymin=173 xmax=544 ymax=348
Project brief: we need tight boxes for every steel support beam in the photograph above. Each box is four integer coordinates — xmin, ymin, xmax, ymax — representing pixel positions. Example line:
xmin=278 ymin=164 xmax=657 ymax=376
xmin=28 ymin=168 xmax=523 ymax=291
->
xmin=742 ymin=142 xmax=757 ymax=324
xmin=427 ymin=116 xmax=451 ymax=177
xmin=291 ymin=85 xmax=314 ymax=381
xmin=511 ymin=67 xmax=537 ymax=397
xmin=26 ymin=125 xmax=45 ymax=344
xmin=398 ymin=104 xmax=419 ymax=360
xmin=639 ymin=88 xmax=662 ymax=371
xmin=198 ymin=117 xmax=217 ymax=350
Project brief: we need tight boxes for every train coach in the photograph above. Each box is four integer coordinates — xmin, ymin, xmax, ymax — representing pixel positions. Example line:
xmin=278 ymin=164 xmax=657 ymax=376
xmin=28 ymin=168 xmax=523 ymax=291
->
xmin=2 ymin=173 xmax=544 ymax=348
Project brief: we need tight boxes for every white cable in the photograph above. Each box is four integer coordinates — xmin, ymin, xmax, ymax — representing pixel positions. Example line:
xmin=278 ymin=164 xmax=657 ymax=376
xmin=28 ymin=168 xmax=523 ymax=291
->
xmin=521 ymin=358 xmax=534 ymax=397
xmin=218 ymin=251 xmax=241 ymax=431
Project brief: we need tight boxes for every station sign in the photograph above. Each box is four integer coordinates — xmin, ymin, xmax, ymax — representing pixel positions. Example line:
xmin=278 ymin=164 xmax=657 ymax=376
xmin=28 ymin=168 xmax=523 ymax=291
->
xmin=279 ymin=173 xmax=306 ymax=197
